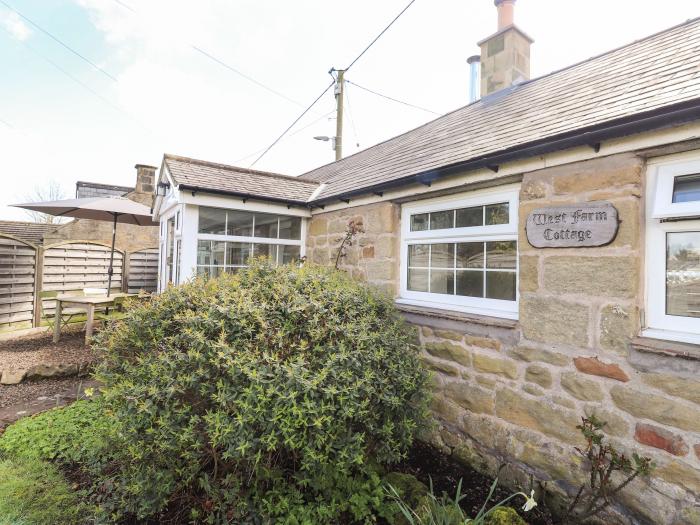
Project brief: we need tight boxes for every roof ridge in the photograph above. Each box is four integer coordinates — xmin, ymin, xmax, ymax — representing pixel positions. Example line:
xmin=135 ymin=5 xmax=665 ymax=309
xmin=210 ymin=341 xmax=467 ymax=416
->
xmin=164 ymin=153 xmax=319 ymax=186
xmin=300 ymin=16 xmax=700 ymax=182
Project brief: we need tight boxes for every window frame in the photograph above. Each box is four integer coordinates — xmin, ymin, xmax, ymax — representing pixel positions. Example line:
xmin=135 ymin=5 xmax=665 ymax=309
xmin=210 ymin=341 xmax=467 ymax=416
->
xmin=398 ymin=185 xmax=520 ymax=319
xmin=645 ymin=151 xmax=700 ymax=344
xmin=195 ymin=206 xmax=305 ymax=275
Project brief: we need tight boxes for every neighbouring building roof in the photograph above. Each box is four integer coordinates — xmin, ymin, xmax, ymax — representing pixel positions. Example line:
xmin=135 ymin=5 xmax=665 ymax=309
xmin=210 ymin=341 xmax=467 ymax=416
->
xmin=0 ymin=220 xmax=58 ymax=245
xmin=300 ymin=17 xmax=700 ymax=203
xmin=76 ymin=181 xmax=133 ymax=199
xmin=163 ymin=154 xmax=321 ymax=205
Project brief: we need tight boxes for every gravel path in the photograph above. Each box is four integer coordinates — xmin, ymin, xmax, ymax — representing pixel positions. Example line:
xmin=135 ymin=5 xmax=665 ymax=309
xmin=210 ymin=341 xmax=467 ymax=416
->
xmin=0 ymin=326 xmax=96 ymax=370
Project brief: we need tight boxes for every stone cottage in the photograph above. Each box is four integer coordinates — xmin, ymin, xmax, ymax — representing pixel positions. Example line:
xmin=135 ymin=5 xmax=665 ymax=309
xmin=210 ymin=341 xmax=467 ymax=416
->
xmin=152 ymin=4 xmax=700 ymax=522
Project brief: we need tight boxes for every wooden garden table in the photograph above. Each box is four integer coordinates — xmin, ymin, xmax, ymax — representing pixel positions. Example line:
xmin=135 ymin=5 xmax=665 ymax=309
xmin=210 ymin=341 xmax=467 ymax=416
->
xmin=53 ymin=293 xmax=133 ymax=345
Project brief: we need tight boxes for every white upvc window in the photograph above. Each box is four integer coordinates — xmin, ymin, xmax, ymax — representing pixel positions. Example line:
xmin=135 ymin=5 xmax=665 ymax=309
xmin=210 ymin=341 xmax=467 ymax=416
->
xmin=398 ymin=185 xmax=520 ymax=319
xmin=645 ymin=151 xmax=700 ymax=344
xmin=196 ymin=206 xmax=304 ymax=276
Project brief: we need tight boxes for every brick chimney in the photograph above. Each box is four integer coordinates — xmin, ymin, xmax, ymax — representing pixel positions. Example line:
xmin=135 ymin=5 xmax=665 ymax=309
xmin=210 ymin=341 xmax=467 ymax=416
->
xmin=477 ymin=0 xmax=533 ymax=97
xmin=131 ymin=164 xmax=157 ymax=206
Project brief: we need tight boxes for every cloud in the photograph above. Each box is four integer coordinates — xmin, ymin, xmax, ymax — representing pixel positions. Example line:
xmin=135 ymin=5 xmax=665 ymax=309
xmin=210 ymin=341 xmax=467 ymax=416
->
xmin=1 ymin=10 xmax=31 ymax=41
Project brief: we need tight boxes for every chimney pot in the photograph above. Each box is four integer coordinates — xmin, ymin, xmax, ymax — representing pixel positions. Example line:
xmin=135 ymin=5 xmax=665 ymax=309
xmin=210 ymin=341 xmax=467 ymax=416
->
xmin=495 ymin=0 xmax=516 ymax=30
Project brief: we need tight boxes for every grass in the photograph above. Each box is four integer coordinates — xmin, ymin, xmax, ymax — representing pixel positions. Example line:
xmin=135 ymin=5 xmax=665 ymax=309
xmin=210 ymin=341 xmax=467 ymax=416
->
xmin=0 ymin=455 xmax=87 ymax=525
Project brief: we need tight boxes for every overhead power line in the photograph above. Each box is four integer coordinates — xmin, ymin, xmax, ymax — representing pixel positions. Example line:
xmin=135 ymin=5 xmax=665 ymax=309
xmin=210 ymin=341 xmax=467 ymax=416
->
xmin=346 ymin=79 xmax=440 ymax=115
xmin=0 ymin=0 xmax=118 ymax=82
xmin=249 ymin=0 xmax=418 ymax=167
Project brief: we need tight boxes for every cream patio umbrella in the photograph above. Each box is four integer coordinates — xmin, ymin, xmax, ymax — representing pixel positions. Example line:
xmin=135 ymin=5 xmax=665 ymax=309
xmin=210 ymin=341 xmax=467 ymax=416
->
xmin=13 ymin=196 xmax=158 ymax=297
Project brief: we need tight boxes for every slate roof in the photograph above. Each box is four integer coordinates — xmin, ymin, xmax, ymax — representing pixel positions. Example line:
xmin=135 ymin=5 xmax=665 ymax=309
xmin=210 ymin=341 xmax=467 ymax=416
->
xmin=163 ymin=154 xmax=320 ymax=204
xmin=0 ymin=220 xmax=58 ymax=245
xmin=301 ymin=17 xmax=700 ymax=202
xmin=76 ymin=181 xmax=133 ymax=199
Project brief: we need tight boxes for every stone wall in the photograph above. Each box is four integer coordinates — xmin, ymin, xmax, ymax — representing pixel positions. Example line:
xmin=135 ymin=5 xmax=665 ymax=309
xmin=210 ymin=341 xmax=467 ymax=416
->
xmin=308 ymin=153 xmax=700 ymax=524
xmin=305 ymin=201 xmax=399 ymax=297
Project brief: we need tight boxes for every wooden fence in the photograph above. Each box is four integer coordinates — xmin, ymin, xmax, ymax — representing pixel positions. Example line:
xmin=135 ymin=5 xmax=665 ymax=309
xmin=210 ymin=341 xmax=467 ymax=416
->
xmin=0 ymin=236 xmax=159 ymax=332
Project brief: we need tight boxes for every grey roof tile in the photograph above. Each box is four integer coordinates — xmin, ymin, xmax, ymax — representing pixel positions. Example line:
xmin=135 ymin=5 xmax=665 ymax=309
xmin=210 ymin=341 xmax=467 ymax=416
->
xmin=301 ymin=18 xmax=700 ymax=201
xmin=164 ymin=155 xmax=320 ymax=204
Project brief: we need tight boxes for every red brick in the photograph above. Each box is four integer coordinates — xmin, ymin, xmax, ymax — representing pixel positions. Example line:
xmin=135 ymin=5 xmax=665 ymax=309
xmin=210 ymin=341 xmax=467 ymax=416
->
xmin=361 ymin=246 xmax=375 ymax=259
xmin=574 ymin=356 xmax=629 ymax=382
xmin=634 ymin=423 xmax=688 ymax=456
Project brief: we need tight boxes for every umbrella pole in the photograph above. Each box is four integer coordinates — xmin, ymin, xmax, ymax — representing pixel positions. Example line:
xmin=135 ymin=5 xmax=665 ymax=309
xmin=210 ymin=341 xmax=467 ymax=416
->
xmin=107 ymin=213 xmax=119 ymax=297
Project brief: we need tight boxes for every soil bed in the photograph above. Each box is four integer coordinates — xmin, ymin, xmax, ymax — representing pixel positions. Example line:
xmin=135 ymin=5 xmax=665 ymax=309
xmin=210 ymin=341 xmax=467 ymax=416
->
xmin=395 ymin=441 xmax=556 ymax=524
xmin=0 ymin=325 xmax=95 ymax=370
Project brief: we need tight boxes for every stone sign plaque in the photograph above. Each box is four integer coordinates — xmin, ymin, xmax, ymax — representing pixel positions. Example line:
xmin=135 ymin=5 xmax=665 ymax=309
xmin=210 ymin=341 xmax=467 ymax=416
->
xmin=525 ymin=201 xmax=619 ymax=248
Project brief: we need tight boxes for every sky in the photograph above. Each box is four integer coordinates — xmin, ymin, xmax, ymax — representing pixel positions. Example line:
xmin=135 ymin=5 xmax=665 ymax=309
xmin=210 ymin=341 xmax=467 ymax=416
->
xmin=0 ymin=0 xmax=698 ymax=221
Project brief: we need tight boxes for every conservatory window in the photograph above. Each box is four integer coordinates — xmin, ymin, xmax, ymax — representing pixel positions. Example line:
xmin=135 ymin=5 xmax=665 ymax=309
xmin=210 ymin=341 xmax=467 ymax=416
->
xmin=399 ymin=186 xmax=519 ymax=319
xmin=645 ymin=152 xmax=700 ymax=344
xmin=196 ymin=207 xmax=303 ymax=276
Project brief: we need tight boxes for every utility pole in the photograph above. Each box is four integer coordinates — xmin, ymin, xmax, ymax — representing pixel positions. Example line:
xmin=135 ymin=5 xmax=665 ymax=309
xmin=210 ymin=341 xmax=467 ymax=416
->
xmin=334 ymin=69 xmax=345 ymax=161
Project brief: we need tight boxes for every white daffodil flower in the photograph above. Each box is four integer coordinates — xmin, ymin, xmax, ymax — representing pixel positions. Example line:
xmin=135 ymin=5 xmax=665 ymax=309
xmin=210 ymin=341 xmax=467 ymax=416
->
xmin=520 ymin=490 xmax=538 ymax=512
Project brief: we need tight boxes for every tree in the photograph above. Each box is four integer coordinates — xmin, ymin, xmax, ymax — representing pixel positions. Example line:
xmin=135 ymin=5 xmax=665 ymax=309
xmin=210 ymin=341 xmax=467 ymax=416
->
xmin=22 ymin=180 xmax=67 ymax=224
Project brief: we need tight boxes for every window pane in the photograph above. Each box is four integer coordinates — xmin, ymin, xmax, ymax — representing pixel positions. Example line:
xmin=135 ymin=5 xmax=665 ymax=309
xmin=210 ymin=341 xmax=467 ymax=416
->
xmin=253 ymin=243 xmax=274 ymax=260
xmin=486 ymin=241 xmax=517 ymax=269
xmin=254 ymin=213 xmax=278 ymax=238
xmin=672 ymin=174 xmax=700 ymax=203
xmin=279 ymin=245 xmax=301 ymax=264
xmin=486 ymin=271 xmax=516 ymax=301
xmin=431 ymin=243 xmax=455 ymax=268
xmin=430 ymin=270 xmax=454 ymax=295
xmin=408 ymin=244 xmax=430 ymax=267
xmin=227 ymin=242 xmax=252 ymax=266
xmin=197 ymin=240 xmax=212 ymax=265
xmin=457 ymin=242 xmax=484 ymax=268
xmin=456 ymin=206 xmax=483 ymax=228
xmin=279 ymin=217 xmax=302 ymax=239
xmin=211 ymin=266 xmax=224 ymax=278
xmin=485 ymin=203 xmax=509 ymax=225
xmin=456 ymin=270 xmax=483 ymax=297
xmin=199 ymin=207 xmax=226 ymax=234
xmin=666 ymin=231 xmax=700 ymax=317
xmin=430 ymin=210 xmax=454 ymax=230
xmin=197 ymin=266 xmax=210 ymax=277
xmin=408 ymin=268 xmax=429 ymax=292
xmin=212 ymin=241 xmax=226 ymax=266
xmin=411 ymin=213 xmax=429 ymax=231
xmin=227 ymin=210 xmax=254 ymax=237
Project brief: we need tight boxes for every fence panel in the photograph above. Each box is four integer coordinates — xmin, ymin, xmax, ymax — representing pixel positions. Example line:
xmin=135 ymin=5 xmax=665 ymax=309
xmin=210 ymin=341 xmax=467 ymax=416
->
xmin=42 ymin=243 xmax=123 ymax=316
xmin=127 ymin=248 xmax=159 ymax=293
xmin=0 ymin=236 xmax=37 ymax=331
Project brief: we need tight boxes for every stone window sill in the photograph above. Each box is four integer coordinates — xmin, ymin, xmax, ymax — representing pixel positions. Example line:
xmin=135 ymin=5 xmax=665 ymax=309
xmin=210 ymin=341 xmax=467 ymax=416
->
xmin=631 ymin=336 xmax=700 ymax=361
xmin=395 ymin=302 xmax=519 ymax=330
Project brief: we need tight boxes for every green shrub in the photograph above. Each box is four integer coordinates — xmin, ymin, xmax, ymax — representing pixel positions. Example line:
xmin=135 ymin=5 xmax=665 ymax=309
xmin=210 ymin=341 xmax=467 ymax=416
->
xmin=0 ymin=399 xmax=115 ymax=474
xmin=0 ymin=455 xmax=88 ymax=525
xmin=93 ymin=261 xmax=430 ymax=523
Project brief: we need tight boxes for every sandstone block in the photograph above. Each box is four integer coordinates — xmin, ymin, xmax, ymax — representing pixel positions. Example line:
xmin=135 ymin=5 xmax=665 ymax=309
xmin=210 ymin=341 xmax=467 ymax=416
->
xmin=520 ymin=178 xmax=548 ymax=200
xmin=464 ymin=335 xmax=501 ymax=351
xmin=26 ymin=363 xmax=79 ymax=380
xmin=522 ymin=383 xmax=544 ymax=396
xmin=510 ymin=346 xmax=570 ymax=366
xmin=475 ymin=375 xmax=497 ymax=389
xmin=519 ymin=442 xmax=582 ymax=484
xmin=573 ymin=356 xmax=630 ymax=382
xmin=519 ymin=255 xmax=539 ymax=293
xmin=520 ymin=295 xmax=590 ymax=347
xmin=431 ymin=395 xmax=463 ymax=425
xmin=611 ymin=386 xmax=700 ymax=433
xmin=361 ymin=245 xmax=374 ymax=259
xmin=373 ymin=237 xmax=396 ymax=259
xmin=561 ymin=372 xmax=604 ymax=401
xmin=495 ymin=388 xmax=582 ymax=444
xmin=1 ymin=368 xmax=26 ymax=385
xmin=424 ymin=342 xmax=471 ymax=368
xmin=599 ymin=304 xmax=638 ymax=355
xmin=365 ymin=204 xmax=397 ymax=234
xmin=421 ymin=356 xmax=459 ymax=377
xmin=696 ymin=444 xmax=700 ymax=460
xmin=473 ymin=354 xmax=518 ymax=379
xmin=525 ymin=364 xmax=553 ymax=388
xmin=445 ymin=382 xmax=495 ymax=415
xmin=308 ymin=218 xmax=327 ymax=236
xmin=607 ymin=199 xmax=640 ymax=248
xmin=635 ymin=423 xmax=689 ymax=457
xmin=543 ymin=256 xmax=637 ymax=298
xmin=642 ymin=373 xmax=700 ymax=406
xmin=364 ymin=261 xmax=395 ymax=281
xmin=433 ymin=329 xmax=463 ymax=342
xmin=657 ymin=460 xmax=700 ymax=494
xmin=552 ymin=395 xmax=576 ymax=410
xmin=552 ymin=158 xmax=641 ymax=195
xmin=583 ymin=406 xmax=630 ymax=437
xmin=674 ymin=507 xmax=700 ymax=525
